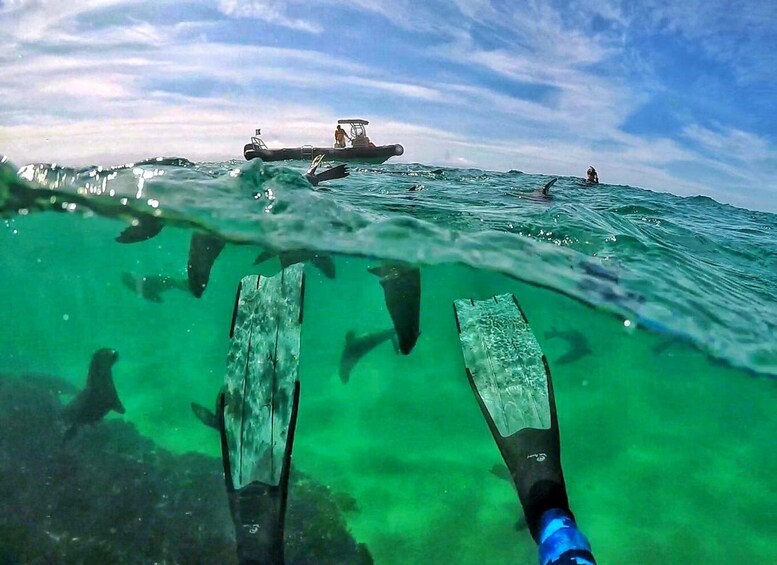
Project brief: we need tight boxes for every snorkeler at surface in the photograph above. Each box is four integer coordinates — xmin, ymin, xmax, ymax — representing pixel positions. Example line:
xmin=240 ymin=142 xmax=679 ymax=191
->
xmin=586 ymin=166 xmax=599 ymax=184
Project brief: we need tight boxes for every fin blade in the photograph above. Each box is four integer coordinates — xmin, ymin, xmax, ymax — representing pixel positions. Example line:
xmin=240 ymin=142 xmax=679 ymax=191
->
xmin=222 ymin=265 xmax=305 ymax=489
xmin=311 ymin=163 xmax=349 ymax=184
xmin=453 ymin=294 xmax=551 ymax=435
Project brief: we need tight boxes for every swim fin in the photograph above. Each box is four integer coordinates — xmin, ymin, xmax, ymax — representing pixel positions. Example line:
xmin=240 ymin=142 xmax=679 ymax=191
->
xmin=453 ymin=294 xmax=571 ymax=541
xmin=219 ymin=265 xmax=305 ymax=565
xmin=307 ymin=163 xmax=349 ymax=186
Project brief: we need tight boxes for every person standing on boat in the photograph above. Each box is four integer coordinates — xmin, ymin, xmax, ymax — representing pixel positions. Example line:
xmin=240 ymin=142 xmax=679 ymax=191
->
xmin=334 ymin=124 xmax=350 ymax=148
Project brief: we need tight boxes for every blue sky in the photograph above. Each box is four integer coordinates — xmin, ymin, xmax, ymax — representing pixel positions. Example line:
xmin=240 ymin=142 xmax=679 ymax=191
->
xmin=1 ymin=0 xmax=775 ymax=211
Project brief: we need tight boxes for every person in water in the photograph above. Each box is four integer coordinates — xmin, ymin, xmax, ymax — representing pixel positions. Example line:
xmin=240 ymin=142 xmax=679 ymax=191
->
xmin=586 ymin=166 xmax=599 ymax=184
xmin=334 ymin=124 xmax=350 ymax=148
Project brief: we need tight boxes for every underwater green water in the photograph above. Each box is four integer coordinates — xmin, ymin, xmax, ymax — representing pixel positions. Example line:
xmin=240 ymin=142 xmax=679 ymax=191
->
xmin=1 ymin=158 xmax=776 ymax=564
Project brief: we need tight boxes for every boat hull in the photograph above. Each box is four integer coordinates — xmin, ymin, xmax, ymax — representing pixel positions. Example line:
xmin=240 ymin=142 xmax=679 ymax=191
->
xmin=244 ymin=144 xmax=404 ymax=164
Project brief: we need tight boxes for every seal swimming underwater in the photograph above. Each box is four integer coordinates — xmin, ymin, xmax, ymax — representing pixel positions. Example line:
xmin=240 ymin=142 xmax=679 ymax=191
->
xmin=190 ymin=397 xmax=220 ymax=430
xmin=121 ymin=272 xmax=189 ymax=303
xmin=368 ymin=264 xmax=421 ymax=355
xmin=187 ymin=232 xmax=227 ymax=297
xmin=544 ymin=327 xmax=592 ymax=365
xmin=339 ymin=328 xmax=396 ymax=383
xmin=62 ymin=348 xmax=124 ymax=441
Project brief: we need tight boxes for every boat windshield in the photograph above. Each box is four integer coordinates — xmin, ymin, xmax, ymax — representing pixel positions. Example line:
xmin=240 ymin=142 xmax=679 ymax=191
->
xmin=348 ymin=123 xmax=367 ymax=139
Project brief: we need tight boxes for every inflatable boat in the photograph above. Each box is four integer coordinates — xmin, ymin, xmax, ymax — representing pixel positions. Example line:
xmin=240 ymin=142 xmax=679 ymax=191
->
xmin=243 ymin=119 xmax=404 ymax=164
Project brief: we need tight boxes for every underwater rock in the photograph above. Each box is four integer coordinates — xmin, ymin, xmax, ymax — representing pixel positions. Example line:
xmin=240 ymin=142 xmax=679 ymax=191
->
xmin=0 ymin=373 xmax=373 ymax=565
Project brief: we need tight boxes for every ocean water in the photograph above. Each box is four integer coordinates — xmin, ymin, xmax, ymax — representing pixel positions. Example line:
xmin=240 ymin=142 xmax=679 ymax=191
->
xmin=1 ymin=156 xmax=775 ymax=564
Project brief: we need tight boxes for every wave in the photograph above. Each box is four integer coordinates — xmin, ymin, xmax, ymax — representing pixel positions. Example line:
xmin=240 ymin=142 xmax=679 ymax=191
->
xmin=2 ymin=156 xmax=775 ymax=377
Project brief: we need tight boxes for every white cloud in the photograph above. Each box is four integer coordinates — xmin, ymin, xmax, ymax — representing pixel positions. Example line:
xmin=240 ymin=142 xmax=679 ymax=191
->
xmin=433 ymin=29 xmax=641 ymax=141
xmin=216 ymin=0 xmax=321 ymax=33
xmin=346 ymin=77 xmax=443 ymax=102
xmin=343 ymin=0 xmax=458 ymax=33
xmin=216 ymin=0 xmax=485 ymax=35
xmin=0 ymin=96 xmax=324 ymax=164
xmin=570 ymin=0 xmax=628 ymax=27
xmin=39 ymin=75 xmax=133 ymax=99
xmin=677 ymin=124 xmax=776 ymax=203
xmin=683 ymin=124 xmax=772 ymax=163
xmin=0 ymin=0 xmax=143 ymax=42
xmin=450 ymin=0 xmax=496 ymax=23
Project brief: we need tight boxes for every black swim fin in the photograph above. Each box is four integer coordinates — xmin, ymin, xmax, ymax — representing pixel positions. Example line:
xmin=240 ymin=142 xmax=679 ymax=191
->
xmin=255 ymin=249 xmax=336 ymax=279
xmin=219 ymin=385 xmax=300 ymax=565
xmin=308 ymin=163 xmax=349 ymax=186
xmin=454 ymin=294 xmax=571 ymax=541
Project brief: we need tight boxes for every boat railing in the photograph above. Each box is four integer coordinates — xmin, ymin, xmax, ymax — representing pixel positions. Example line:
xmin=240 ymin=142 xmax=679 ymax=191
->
xmin=251 ymin=136 xmax=268 ymax=149
xmin=301 ymin=145 xmax=314 ymax=159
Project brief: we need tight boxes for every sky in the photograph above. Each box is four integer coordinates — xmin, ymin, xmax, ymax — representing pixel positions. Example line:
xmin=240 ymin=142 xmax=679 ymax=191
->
xmin=1 ymin=0 xmax=775 ymax=211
